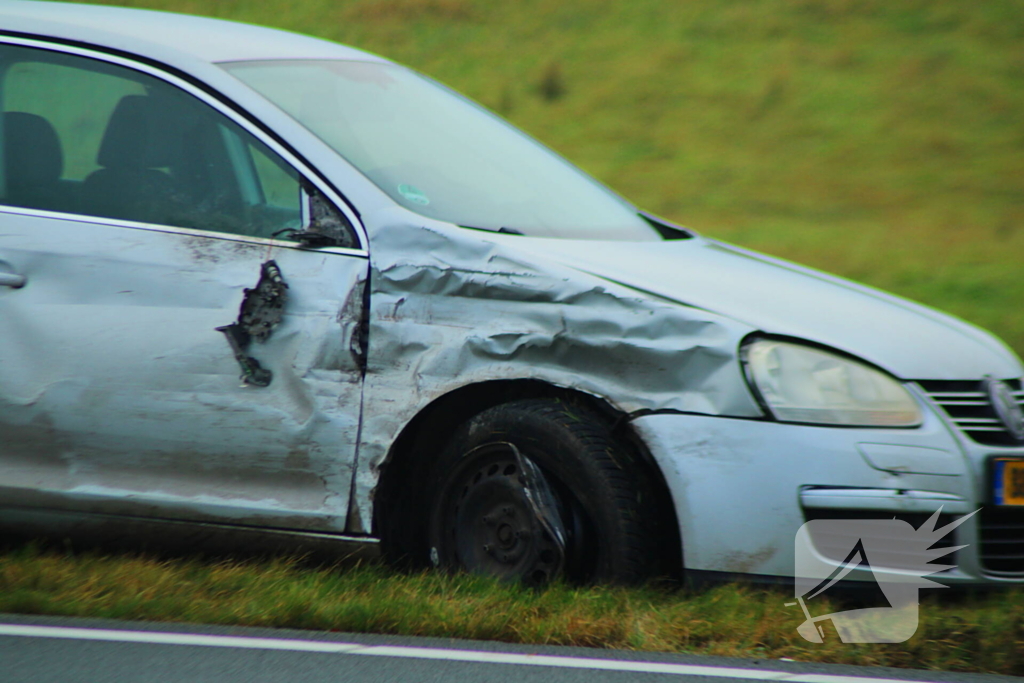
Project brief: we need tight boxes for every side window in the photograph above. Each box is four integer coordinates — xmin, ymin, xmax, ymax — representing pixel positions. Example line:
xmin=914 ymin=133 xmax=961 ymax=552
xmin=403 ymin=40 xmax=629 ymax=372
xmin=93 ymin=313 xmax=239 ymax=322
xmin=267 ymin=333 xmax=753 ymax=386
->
xmin=0 ymin=43 xmax=353 ymax=246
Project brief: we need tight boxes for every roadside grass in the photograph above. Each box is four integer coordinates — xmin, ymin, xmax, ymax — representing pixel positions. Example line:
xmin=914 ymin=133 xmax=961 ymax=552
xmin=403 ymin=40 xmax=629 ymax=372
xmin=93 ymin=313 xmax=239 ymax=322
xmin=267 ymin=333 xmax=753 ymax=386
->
xmin=78 ymin=0 xmax=1024 ymax=354
xmin=1 ymin=546 xmax=1022 ymax=675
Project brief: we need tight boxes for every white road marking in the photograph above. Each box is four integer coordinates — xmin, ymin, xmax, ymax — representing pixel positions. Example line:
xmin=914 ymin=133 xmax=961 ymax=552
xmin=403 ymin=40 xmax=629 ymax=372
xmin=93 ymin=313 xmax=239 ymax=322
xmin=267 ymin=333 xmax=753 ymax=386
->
xmin=0 ymin=623 xmax=934 ymax=682
xmin=0 ymin=624 xmax=363 ymax=653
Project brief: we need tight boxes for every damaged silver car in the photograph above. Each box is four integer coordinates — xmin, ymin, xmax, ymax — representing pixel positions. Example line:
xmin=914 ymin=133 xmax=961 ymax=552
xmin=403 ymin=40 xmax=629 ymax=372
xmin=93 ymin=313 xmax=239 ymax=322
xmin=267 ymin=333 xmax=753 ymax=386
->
xmin=2 ymin=2 xmax=1024 ymax=587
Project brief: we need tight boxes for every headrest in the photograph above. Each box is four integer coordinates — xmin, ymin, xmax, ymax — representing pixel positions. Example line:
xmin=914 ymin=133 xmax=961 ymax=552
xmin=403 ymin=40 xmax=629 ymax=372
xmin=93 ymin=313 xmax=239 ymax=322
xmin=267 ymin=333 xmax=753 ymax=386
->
xmin=97 ymin=94 xmax=183 ymax=170
xmin=4 ymin=111 xmax=63 ymax=185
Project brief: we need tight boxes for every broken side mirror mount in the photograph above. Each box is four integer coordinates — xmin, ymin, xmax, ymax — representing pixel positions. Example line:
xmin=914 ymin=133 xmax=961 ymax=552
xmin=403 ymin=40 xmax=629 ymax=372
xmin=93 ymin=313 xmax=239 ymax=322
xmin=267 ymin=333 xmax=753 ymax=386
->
xmin=274 ymin=182 xmax=358 ymax=249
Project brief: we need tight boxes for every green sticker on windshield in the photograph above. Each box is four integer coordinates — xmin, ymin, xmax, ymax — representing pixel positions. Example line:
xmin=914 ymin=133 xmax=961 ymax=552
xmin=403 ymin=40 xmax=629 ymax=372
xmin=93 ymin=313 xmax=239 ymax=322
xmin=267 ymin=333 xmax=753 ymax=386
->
xmin=398 ymin=184 xmax=430 ymax=206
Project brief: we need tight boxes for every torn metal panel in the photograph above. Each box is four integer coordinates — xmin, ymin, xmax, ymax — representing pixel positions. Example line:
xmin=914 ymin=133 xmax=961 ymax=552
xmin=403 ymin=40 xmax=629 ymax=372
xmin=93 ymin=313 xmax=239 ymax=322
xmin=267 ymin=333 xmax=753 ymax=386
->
xmin=217 ymin=259 xmax=289 ymax=387
xmin=512 ymin=443 xmax=567 ymax=581
xmin=0 ymin=211 xmax=368 ymax=533
xmin=348 ymin=220 xmax=761 ymax=532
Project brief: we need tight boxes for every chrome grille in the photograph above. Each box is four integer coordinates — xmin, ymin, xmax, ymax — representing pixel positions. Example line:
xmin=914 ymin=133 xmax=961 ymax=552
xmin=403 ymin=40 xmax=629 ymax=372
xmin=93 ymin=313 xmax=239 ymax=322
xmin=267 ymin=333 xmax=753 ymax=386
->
xmin=918 ymin=379 xmax=1024 ymax=446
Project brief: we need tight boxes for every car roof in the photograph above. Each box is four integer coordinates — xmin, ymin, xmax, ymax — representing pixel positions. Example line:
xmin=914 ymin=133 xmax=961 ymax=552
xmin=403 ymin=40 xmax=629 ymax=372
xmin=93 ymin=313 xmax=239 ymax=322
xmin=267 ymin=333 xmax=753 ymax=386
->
xmin=0 ymin=1 xmax=387 ymax=64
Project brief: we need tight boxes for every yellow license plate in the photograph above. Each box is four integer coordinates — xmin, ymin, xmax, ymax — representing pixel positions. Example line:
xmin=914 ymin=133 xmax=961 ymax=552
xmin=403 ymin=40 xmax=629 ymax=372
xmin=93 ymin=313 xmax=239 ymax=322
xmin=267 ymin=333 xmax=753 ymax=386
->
xmin=995 ymin=459 xmax=1024 ymax=506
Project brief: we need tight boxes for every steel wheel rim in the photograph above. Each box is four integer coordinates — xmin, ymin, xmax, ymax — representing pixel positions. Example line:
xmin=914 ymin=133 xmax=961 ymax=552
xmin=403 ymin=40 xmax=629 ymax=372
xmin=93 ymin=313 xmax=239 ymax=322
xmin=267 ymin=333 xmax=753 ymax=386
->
xmin=438 ymin=443 xmax=573 ymax=584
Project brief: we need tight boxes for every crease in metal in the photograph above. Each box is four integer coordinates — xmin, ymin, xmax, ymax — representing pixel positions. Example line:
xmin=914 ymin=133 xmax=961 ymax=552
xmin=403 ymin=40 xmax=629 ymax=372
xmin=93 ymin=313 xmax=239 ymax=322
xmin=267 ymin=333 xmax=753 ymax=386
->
xmin=348 ymin=222 xmax=760 ymax=532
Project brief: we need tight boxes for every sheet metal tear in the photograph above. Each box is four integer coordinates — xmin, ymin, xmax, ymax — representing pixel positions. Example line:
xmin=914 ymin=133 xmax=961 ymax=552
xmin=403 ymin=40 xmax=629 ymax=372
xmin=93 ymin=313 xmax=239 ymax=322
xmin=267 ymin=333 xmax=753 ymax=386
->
xmin=217 ymin=259 xmax=289 ymax=387
xmin=508 ymin=442 xmax=566 ymax=582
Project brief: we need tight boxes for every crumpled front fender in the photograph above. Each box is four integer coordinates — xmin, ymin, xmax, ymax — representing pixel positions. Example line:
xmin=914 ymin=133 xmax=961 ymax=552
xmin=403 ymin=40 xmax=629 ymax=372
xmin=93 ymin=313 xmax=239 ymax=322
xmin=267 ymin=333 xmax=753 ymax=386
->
xmin=349 ymin=221 xmax=761 ymax=532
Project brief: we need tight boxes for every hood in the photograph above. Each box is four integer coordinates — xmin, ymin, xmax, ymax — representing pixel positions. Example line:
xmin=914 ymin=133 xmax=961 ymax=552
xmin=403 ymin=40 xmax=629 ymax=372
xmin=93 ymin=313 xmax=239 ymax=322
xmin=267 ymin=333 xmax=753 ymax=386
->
xmin=503 ymin=235 xmax=1022 ymax=381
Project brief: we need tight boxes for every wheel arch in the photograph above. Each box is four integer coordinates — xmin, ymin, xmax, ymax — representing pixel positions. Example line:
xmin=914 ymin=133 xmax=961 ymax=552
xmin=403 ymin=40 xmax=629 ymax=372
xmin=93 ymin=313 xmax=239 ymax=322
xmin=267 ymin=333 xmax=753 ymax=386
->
xmin=372 ymin=378 xmax=684 ymax=579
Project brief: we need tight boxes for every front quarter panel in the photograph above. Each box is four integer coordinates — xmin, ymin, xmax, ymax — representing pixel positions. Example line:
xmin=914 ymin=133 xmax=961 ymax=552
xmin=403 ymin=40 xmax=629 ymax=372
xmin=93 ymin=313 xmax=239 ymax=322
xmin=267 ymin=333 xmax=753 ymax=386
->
xmin=350 ymin=221 xmax=761 ymax=532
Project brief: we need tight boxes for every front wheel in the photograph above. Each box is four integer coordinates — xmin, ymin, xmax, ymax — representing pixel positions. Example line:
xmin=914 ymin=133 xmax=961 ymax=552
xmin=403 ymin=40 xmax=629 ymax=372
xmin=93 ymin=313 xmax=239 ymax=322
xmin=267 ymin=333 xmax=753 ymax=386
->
xmin=427 ymin=399 xmax=663 ymax=584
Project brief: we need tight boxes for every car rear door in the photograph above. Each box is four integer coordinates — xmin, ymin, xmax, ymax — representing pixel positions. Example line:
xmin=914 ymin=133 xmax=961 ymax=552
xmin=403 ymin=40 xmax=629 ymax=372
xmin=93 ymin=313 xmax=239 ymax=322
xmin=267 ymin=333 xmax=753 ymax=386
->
xmin=0 ymin=39 xmax=368 ymax=533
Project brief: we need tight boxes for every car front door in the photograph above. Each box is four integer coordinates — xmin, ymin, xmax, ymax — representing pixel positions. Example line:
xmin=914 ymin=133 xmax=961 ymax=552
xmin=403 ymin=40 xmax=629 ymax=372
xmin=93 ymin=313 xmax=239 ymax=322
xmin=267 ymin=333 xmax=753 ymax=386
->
xmin=0 ymin=40 xmax=367 ymax=533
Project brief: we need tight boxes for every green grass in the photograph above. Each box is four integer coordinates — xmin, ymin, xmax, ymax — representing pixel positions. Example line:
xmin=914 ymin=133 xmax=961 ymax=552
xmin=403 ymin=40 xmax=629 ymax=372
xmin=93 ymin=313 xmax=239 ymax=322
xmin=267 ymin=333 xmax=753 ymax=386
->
xmin=75 ymin=0 xmax=1024 ymax=355
xmin=2 ymin=546 xmax=1023 ymax=675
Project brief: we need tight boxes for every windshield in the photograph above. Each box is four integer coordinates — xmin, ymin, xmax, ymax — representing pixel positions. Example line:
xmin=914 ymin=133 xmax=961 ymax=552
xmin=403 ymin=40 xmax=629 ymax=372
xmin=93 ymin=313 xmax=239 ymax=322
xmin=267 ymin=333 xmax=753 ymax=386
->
xmin=221 ymin=60 xmax=659 ymax=241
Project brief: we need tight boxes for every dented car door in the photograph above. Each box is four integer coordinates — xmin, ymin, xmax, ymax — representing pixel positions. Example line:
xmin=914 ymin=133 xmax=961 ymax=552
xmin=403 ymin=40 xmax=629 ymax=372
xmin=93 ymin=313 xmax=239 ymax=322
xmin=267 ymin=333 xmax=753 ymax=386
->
xmin=0 ymin=41 xmax=367 ymax=533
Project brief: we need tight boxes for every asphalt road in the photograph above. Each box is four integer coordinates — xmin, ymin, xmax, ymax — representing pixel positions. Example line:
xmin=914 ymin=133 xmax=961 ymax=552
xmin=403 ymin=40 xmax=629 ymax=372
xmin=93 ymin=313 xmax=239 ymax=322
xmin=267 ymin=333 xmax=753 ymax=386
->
xmin=0 ymin=613 xmax=1018 ymax=683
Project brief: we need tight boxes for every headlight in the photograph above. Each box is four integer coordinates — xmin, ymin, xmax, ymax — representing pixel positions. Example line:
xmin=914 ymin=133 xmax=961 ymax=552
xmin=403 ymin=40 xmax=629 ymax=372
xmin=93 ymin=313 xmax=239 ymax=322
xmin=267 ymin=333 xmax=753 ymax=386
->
xmin=741 ymin=339 xmax=922 ymax=427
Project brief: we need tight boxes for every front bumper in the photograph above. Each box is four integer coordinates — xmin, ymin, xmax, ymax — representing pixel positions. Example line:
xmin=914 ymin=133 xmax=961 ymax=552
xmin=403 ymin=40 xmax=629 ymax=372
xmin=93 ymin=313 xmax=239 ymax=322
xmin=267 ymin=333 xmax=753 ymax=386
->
xmin=630 ymin=396 xmax=1024 ymax=586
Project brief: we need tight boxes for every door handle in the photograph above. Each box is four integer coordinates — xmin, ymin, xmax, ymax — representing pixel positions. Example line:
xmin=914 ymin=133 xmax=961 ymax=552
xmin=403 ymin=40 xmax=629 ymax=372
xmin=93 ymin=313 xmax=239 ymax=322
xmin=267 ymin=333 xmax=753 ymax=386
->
xmin=0 ymin=272 xmax=26 ymax=288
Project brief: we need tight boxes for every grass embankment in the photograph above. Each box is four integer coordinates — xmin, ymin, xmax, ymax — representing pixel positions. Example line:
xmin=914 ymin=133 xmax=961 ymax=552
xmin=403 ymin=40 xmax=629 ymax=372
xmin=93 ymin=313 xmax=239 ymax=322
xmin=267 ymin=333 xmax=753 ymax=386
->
xmin=2 ymin=547 xmax=1023 ymax=675
xmin=84 ymin=0 xmax=1024 ymax=355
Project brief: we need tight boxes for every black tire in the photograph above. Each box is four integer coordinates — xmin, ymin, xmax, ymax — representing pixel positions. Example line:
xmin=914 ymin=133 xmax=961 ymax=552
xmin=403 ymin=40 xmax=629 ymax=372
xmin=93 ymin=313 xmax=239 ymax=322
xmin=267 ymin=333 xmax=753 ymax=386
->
xmin=426 ymin=398 xmax=663 ymax=584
